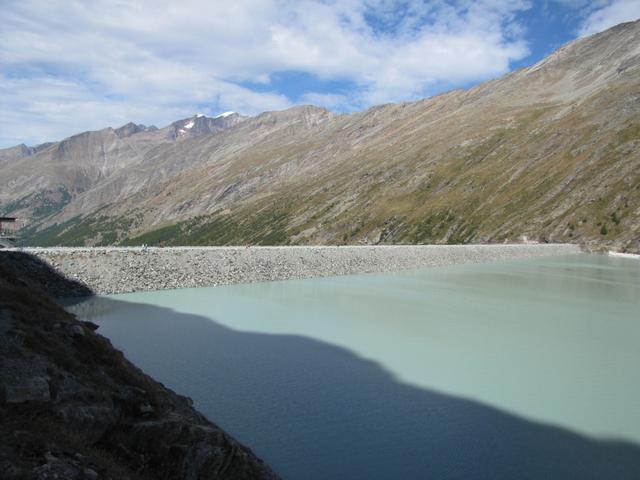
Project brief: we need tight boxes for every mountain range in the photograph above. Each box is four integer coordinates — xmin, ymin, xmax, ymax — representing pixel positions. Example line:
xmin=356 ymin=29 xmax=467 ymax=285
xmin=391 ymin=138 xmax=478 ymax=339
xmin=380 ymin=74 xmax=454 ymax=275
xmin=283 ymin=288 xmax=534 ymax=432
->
xmin=1 ymin=20 xmax=639 ymax=251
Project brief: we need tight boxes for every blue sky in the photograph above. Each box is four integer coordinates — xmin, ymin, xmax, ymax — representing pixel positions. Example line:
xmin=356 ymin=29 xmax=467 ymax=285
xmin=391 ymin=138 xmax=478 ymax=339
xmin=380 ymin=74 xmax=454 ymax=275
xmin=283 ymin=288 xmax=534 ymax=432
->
xmin=1 ymin=0 xmax=639 ymax=148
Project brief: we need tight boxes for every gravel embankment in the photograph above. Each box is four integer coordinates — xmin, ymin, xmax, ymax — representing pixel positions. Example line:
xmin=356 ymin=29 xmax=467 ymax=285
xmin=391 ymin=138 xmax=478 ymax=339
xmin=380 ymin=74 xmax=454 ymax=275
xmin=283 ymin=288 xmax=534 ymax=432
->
xmin=1 ymin=244 xmax=581 ymax=296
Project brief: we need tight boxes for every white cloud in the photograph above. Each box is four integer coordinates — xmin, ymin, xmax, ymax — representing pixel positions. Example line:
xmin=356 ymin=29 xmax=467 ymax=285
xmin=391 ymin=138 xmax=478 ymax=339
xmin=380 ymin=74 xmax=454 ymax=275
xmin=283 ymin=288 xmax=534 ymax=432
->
xmin=0 ymin=0 xmax=534 ymax=147
xmin=578 ymin=0 xmax=640 ymax=36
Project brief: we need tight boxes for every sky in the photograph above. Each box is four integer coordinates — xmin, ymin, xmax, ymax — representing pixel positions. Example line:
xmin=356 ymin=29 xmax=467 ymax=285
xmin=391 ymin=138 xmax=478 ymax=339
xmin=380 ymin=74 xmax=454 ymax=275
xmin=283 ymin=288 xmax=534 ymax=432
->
xmin=1 ymin=0 xmax=639 ymax=148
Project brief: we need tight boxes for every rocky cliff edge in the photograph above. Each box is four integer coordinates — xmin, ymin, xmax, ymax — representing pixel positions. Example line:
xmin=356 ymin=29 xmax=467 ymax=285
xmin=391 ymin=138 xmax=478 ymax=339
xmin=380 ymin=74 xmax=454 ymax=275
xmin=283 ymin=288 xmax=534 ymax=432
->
xmin=0 ymin=256 xmax=279 ymax=480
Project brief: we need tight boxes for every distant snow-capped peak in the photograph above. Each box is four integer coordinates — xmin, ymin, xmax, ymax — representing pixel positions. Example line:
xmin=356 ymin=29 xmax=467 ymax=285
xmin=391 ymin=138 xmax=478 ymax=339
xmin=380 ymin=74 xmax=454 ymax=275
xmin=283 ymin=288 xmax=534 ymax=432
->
xmin=215 ymin=111 xmax=236 ymax=118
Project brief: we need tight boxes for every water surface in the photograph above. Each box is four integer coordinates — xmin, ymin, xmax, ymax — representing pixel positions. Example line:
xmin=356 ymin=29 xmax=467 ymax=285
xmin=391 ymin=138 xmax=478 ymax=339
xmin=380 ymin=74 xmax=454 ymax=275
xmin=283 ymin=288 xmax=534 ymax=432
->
xmin=68 ymin=254 xmax=640 ymax=479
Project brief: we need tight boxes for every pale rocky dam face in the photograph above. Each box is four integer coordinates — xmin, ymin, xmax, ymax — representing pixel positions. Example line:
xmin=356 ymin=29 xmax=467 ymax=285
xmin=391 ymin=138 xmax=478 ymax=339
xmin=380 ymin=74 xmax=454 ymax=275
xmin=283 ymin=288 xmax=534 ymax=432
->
xmin=66 ymin=253 xmax=640 ymax=480
xmin=14 ymin=243 xmax=580 ymax=295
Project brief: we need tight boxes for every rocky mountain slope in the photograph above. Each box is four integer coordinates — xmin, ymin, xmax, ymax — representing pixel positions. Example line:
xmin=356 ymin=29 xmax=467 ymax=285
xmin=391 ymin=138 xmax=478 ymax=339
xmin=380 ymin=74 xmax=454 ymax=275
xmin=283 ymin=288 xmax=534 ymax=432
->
xmin=0 ymin=253 xmax=278 ymax=479
xmin=1 ymin=20 xmax=639 ymax=251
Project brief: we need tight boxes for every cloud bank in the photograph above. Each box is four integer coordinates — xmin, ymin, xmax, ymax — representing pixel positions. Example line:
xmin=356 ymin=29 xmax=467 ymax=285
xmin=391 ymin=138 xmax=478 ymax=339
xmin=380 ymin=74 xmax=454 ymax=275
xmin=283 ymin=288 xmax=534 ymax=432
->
xmin=578 ymin=0 xmax=640 ymax=36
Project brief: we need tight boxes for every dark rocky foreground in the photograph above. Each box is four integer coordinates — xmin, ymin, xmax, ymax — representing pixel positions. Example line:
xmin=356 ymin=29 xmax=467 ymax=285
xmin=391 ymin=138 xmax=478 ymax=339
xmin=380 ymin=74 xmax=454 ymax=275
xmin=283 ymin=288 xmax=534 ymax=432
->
xmin=0 ymin=256 xmax=279 ymax=479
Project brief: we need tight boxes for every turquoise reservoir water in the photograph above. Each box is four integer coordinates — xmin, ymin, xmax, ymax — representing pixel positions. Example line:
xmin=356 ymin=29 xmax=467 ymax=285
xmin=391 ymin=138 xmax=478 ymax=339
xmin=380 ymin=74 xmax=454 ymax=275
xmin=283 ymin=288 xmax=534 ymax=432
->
xmin=68 ymin=254 xmax=640 ymax=479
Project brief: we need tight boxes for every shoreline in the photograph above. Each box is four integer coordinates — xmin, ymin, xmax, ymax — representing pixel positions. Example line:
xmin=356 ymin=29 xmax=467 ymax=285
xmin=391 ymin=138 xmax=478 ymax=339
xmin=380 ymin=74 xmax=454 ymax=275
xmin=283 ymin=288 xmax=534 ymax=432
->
xmin=2 ymin=244 xmax=580 ymax=296
xmin=608 ymin=251 xmax=640 ymax=259
xmin=0 ymin=255 xmax=278 ymax=479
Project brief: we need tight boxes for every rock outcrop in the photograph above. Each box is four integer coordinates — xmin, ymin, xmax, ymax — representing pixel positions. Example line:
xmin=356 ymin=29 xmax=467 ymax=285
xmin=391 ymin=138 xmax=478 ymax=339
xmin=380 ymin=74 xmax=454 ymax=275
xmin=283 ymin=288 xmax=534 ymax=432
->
xmin=0 ymin=256 xmax=279 ymax=479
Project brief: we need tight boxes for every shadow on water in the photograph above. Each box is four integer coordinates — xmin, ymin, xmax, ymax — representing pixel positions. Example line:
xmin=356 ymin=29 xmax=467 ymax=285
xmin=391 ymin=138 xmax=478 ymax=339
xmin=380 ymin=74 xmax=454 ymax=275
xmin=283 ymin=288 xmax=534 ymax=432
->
xmin=68 ymin=296 xmax=640 ymax=480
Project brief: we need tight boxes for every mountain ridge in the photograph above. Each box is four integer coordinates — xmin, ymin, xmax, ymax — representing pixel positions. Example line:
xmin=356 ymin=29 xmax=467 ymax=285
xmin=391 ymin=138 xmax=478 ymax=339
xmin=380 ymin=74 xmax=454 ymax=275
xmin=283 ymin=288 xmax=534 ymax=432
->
xmin=1 ymin=20 xmax=639 ymax=251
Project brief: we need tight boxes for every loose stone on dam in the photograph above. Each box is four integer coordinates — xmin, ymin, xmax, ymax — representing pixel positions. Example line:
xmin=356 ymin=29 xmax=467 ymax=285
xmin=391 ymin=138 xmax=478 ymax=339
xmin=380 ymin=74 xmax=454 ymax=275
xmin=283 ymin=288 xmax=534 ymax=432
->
xmin=1 ymin=244 xmax=580 ymax=296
